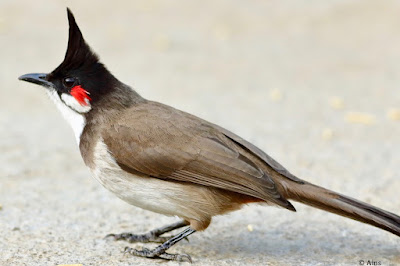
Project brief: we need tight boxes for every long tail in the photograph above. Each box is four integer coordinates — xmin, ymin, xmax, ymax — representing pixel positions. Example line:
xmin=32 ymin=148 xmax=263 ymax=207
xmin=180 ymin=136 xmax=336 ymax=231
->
xmin=285 ymin=181 xmax=400 ymax=237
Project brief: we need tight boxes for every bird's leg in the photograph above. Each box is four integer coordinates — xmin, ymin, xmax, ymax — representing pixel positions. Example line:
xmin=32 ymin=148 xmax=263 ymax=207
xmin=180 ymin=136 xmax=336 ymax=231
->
xmin=124 ymin=227 xmax=196 ymax=262
xmin=106 ymin=220 xmax=189 ymax=243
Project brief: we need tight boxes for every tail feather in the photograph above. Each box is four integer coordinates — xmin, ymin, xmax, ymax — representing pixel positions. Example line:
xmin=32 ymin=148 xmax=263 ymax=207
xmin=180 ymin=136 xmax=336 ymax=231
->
xmin=285 ymin=181 xmax=400 ymax=237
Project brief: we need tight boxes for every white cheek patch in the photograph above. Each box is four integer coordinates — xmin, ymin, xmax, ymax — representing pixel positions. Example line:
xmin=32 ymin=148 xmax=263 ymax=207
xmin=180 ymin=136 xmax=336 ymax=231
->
xmin=61 ymin=93 xmax=92 ymax=113
xmin=46 ymin=90 xmax=86 ymax=144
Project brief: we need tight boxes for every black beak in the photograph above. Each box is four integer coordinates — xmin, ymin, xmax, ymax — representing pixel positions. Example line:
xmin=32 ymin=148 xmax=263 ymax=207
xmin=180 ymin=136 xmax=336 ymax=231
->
xmin=18 ymin=73 xmax=54 ymax=88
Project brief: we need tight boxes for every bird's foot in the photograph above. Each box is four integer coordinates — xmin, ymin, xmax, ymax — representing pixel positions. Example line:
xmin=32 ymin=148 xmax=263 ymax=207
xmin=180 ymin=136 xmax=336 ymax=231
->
xmin=106 ymin=220 xmax=189 ymax=244
xmin=107 ymin=223 xmax=195 ymax=262
xmin=124 ymin=246 xmax=192 ymax=263
xmin=106 ymin=231 xmax=169 ymax=243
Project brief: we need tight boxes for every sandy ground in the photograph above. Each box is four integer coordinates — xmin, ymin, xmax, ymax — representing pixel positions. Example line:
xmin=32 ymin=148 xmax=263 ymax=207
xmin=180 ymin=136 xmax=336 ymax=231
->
xmin=1 ymin=0 xmax=400 ymax=265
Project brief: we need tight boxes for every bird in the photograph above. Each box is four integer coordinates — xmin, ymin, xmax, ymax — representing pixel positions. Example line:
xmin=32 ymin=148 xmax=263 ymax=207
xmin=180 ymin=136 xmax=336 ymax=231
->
xmin=19 ymin=8 xmax=400 ymax=262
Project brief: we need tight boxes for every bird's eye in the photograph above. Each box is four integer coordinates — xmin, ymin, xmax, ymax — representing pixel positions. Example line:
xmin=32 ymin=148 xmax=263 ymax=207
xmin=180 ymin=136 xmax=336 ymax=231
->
xmin=63 ymin=77 xmax=76 ymax=88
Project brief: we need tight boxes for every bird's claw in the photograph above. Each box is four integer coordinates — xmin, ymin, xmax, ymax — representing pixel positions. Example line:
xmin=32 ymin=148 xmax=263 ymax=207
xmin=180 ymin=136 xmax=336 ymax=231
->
xmin=124 ymin=246 xmax=192 ymax=263
xmin=106 ymin=232 xmax=169 ymax=243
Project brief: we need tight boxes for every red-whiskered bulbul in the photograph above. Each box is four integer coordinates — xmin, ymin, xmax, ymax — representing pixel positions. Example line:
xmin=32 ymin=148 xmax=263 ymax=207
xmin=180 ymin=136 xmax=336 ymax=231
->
xmin=19 ymin=8 xmax=400 ymax=262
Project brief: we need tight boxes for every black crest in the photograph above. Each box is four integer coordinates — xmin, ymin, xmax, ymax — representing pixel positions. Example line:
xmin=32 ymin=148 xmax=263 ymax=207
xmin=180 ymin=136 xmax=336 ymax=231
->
xmin=47 ymin=8 xmax=121 ymax=103
xmin=51 ymin=8 xmax=99 ymax=75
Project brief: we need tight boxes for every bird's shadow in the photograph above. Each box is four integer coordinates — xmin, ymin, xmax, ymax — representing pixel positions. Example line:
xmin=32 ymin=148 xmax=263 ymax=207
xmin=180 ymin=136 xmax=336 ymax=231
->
xmin=182 ymin=223 xmax=400 ymax=262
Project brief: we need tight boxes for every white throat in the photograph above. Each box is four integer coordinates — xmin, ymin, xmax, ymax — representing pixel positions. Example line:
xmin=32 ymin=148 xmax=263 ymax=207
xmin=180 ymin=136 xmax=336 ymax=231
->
xmin=46 ymin=90 xmax=89 ymax=144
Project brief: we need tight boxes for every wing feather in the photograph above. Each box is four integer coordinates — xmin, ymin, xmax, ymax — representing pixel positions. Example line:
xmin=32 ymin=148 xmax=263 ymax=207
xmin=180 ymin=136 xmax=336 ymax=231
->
xmin=103 ymin=102 xmax=295 ymax=210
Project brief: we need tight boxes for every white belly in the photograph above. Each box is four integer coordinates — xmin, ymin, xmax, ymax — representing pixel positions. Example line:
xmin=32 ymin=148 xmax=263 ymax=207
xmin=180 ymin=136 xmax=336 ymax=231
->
xmin=90 ymin=139 xmax=208 ymax=219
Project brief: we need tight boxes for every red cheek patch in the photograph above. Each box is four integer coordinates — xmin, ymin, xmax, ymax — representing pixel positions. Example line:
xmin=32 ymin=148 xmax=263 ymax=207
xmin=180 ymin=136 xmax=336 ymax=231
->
xmin=70 ymin=85 xmax=92 ymax=106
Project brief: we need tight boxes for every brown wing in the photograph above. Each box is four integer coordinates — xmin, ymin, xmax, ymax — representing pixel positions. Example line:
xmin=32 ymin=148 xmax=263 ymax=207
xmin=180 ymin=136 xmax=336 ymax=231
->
xmin=103 ymin=101 xmax=295 ymax=211
xmin=212 ymin=124 xmax=305 ymax=184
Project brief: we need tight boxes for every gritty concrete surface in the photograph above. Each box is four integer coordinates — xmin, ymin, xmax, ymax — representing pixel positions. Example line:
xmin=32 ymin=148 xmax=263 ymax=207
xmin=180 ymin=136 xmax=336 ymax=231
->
xmin=1 ymin=0 xmax=400 ymax=265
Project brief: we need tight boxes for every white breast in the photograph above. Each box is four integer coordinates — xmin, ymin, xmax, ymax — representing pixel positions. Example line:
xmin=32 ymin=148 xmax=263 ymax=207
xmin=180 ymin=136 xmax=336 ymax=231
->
xmin=46 ymin=90 xmax=86 ymax=144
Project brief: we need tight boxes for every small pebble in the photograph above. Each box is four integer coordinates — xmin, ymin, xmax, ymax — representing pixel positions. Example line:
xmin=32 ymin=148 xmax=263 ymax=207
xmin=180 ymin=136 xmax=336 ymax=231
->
xmin=345 ymin=112 xmax=376 ymax=125
xmin=330 ymin=97 xmax=344 ymax=109
xmin=321 ymin=128 xmax=333 ymax=141
xmin=269 ymin=89 xmax=283 ymax=102
xmin=387 ymin=108 xmax=400 ymax=121
xmin=247 ymin=224 xmax=254 ymax=232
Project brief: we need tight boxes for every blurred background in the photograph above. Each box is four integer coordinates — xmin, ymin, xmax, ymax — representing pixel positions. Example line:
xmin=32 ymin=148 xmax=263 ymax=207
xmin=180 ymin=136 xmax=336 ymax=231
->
xmin=1 ymin=0 xmax=399 ymax=265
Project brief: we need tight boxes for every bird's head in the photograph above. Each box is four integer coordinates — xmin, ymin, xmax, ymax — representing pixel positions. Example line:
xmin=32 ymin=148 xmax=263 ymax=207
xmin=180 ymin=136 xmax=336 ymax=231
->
xmin=19 ymin=8 xmax=118 ymax=114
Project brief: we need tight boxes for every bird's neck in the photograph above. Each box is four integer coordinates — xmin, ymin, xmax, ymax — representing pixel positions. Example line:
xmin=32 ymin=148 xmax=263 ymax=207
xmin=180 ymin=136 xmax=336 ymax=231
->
xmin=78 ymin=84 xmax=146 ymax=166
